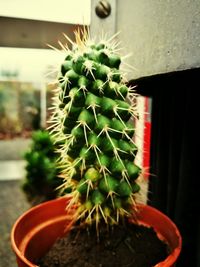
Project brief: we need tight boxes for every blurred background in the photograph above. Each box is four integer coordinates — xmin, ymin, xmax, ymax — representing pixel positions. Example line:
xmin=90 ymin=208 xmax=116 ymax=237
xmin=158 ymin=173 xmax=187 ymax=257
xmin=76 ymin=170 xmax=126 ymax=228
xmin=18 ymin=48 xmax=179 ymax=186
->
xmin=0 ymin=1 xmax=90 ymax=266
xmin=0 ymin=1 xmax=199 ymax=267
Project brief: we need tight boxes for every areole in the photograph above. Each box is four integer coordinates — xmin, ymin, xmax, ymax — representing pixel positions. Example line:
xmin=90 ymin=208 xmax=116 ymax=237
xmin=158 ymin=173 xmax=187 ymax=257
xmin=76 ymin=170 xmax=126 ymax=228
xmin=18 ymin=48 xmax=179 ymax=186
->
xmin=11 ymin=197 xmax=182 ymax=267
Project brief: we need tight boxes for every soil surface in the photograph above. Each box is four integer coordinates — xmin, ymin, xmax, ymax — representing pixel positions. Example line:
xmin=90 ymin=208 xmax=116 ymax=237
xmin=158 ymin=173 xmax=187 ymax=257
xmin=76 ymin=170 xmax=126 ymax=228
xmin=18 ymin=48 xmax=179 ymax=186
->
xmin=38 ymin=222 xmax=168 ymax=267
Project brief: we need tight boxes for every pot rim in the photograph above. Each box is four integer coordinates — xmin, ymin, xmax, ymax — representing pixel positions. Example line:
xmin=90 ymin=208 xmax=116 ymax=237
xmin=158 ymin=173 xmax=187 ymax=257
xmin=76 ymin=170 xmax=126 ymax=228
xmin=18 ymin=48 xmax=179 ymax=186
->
xmin=135 ymin=204 xmax=182 ymax=267
xmin=11 ymin=197 xmax=182 ymax=267
xmin=11 ymin=197 xmax=69 ymax=267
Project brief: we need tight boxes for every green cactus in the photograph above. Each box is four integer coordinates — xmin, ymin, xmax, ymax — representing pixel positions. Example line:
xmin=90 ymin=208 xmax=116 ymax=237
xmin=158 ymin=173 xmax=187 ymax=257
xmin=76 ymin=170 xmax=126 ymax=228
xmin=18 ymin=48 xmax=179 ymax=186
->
xmin=22 ymin=130 xmax=62 ymax=203
xmin=50 ymin=29 xmax=142 ymax=230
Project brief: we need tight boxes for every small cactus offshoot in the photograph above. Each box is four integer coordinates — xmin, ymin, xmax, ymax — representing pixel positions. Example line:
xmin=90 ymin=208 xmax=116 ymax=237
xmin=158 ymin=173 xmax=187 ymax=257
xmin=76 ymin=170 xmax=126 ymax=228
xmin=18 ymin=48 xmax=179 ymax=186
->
xmin=22 ymin=130 xmax=62 ymax=202
xmin=50 ymin=29 xmax=142 ymax=231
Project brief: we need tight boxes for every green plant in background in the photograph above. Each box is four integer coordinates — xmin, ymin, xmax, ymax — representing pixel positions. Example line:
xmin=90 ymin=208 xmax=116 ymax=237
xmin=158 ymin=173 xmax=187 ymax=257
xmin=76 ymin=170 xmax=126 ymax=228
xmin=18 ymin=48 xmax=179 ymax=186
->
xmin=22 ymin=129 xmax=62 ymax=203
xmin=50 ymin=29 xmax=142 ymax=232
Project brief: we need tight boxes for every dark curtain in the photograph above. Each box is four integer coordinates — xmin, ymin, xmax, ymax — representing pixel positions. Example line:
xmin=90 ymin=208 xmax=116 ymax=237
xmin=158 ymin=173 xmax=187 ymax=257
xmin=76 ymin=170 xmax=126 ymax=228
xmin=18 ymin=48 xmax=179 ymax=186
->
xmin=131 ymin=68 xmax=200 ymax=267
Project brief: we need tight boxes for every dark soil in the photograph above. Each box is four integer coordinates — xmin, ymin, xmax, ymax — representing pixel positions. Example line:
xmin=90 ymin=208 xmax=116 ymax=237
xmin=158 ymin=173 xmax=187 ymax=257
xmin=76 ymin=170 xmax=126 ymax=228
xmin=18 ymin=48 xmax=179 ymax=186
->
xmin=38 ymin=222 xmax=169 ymax=267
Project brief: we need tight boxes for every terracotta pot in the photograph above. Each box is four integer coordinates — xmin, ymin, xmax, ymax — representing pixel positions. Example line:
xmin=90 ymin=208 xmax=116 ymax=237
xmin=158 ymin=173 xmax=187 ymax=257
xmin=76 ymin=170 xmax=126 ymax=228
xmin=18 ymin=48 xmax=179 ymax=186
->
xmin=11 ymin=197 xmax=182 ymax=267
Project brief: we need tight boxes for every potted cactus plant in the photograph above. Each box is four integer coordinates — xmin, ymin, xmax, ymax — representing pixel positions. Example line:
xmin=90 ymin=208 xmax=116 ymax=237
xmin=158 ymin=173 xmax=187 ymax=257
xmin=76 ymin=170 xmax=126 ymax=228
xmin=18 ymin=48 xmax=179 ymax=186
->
xmin=11 ymin=29 xmax=182 ymax=267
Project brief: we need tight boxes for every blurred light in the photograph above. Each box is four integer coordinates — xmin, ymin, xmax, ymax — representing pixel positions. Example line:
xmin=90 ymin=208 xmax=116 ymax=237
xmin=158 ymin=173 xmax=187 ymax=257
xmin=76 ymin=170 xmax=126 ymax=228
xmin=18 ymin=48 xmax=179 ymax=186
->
xmin=0 ymin=47 xmax=65 ymax=83
xmin=0 ymin=0 xmax=91 ymax=25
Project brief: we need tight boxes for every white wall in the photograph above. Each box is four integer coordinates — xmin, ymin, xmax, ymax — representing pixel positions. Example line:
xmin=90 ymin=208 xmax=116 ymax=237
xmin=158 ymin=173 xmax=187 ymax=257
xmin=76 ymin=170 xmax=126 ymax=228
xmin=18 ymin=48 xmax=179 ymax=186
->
xmin=116 ymin=0 xmax=200 ymax=79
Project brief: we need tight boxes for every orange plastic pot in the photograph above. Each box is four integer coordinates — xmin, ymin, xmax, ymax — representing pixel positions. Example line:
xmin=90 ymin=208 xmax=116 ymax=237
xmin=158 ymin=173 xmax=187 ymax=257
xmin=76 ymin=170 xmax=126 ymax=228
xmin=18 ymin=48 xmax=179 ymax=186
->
xmin=11 ymin=197 xmax=182 ymax=267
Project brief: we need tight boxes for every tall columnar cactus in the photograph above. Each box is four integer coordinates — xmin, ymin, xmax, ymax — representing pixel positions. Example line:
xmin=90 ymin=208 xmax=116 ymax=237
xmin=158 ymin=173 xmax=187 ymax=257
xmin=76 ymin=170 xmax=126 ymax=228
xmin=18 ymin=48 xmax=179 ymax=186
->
xmin=50 ymin=29 xmax=142 ymax=230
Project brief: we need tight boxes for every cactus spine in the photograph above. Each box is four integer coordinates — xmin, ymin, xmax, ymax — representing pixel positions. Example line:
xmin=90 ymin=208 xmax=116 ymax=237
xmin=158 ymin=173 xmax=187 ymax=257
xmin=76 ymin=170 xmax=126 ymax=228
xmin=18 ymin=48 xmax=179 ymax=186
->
xmin=50 ymin=29 xmax=141 ymax=230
